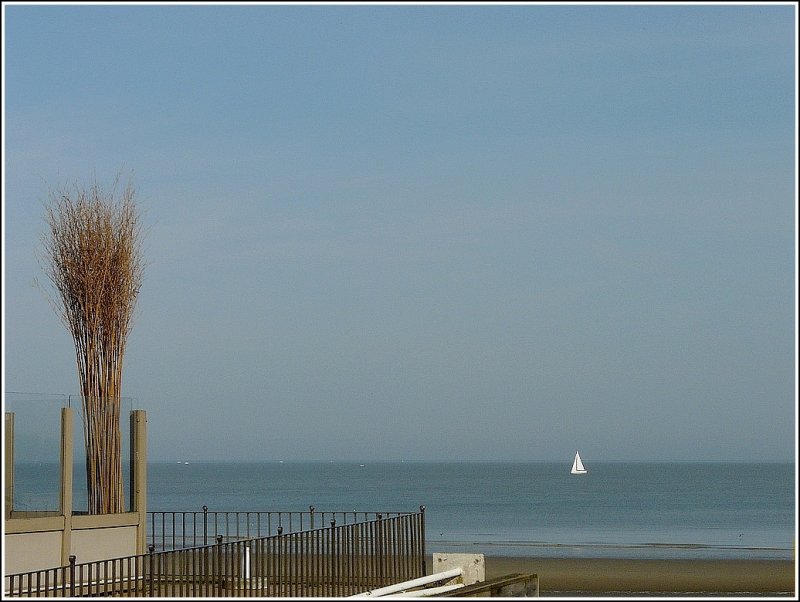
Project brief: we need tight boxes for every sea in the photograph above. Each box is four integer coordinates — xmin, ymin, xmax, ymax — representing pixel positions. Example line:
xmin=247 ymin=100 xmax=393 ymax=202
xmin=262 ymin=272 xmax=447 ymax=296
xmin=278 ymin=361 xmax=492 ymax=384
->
xmin=10 ymin=461 xmax=796 ymax=561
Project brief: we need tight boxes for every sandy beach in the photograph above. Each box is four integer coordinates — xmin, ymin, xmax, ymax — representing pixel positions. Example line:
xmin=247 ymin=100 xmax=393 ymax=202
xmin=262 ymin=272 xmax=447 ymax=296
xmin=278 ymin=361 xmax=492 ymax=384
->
xmin=483 ymin=556 xmax=796 ymax=597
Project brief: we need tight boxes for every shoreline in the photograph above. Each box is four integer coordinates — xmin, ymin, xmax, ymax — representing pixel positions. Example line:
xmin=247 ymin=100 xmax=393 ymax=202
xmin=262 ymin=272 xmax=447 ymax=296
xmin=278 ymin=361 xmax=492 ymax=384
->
xmin=481 ymin=556 xmax=796 ymax=596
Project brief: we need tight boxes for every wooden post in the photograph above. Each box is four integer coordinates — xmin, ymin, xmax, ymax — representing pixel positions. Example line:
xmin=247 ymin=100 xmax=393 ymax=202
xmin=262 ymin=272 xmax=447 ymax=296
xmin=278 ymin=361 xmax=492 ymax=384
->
xmin=4 ymin=413 xmax=14 ymax=519
xmin=60 ymin=407 xmax=74 ymax=566
xmin=130 ymin=410 xmax=147 ymax=554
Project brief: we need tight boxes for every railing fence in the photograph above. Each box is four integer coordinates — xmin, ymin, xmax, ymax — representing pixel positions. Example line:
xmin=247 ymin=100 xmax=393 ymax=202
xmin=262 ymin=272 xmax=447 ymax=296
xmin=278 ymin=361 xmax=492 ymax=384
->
xmin=147 ymin=507 xmax=415 ymax=552
xmin=5 ymin=509 xmax=426 ymax=598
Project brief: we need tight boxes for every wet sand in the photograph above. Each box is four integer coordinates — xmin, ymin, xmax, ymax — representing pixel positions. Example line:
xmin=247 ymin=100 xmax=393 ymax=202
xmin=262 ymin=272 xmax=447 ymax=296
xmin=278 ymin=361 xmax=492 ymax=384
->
xmin=484 ymin=556 xmax=796 ymax=596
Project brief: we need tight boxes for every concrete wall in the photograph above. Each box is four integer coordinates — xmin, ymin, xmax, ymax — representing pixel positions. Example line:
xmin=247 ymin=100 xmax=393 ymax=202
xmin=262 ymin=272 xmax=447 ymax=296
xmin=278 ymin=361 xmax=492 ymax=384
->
xmin=3 ymin=409 xmax=148 ymax=575
xmin=4 ymin=531 xmax=63 ymax=575
xmin=71 ymin=525 xmax=138 ymax=565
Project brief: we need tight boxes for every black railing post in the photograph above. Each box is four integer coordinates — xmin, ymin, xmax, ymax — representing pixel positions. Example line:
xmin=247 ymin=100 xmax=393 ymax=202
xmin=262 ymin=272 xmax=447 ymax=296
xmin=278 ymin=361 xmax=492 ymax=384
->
xmin=203 ymin=505 xmax=209 ymax=546
xmin=148 ymin=544 xmax=155 ymax=596
xmin=310 ymin=505 xmax=315 ymax=530
xmin=376 ymin=514 xmax=384 ymax=585
xmin=215 ymin=535 xmax=223 ymax=596
xmin=330 ymin=519 xmax=337 ymax=595
xmin=68 ymin=555 xmax=76 ymax=597
xmin=419 ymin=505 xmax=426 ymax=576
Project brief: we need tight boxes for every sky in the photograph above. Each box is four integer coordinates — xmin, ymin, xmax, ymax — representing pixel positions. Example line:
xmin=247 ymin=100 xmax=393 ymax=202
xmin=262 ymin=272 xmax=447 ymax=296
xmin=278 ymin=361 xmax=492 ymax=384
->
xmin=2 ymin=3 xmax=797 ymax=463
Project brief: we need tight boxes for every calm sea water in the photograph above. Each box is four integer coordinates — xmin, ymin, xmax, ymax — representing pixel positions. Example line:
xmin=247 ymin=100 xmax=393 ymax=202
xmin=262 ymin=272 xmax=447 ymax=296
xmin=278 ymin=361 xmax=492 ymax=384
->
xmin=12 ymin=462 xmax=796 ymax=560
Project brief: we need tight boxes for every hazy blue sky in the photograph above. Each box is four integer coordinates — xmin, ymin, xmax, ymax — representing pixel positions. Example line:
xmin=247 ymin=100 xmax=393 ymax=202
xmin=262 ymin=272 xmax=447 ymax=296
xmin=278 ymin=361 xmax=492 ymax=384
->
xmin=2 ymin=3 xmax=796 ymax=463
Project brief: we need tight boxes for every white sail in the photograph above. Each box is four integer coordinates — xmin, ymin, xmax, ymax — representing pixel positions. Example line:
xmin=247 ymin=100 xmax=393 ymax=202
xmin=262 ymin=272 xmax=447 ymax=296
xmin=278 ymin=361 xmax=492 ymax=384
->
xmin=570 ymin=451 xmax=587 ymax=474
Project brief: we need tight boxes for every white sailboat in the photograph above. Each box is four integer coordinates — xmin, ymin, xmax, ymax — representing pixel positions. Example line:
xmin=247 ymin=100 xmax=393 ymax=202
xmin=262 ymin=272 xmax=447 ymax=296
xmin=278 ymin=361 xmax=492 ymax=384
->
xmin=570 ymin=450 xmax=587 ymax=475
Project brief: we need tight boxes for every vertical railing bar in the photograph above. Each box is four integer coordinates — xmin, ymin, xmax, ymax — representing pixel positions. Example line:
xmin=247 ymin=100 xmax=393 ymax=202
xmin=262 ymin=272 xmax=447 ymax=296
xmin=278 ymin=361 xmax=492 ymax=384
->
xmin=365 ymin=520 xmax=371 ymax=590
xmin=277 ymin=531 xmax=283 ymax=598
xmin=322 ymin=522 xmax=327 ymax=595
xmin=198 ymin=546 xmax=203 ymax=598
xmin=385 ymin=518 xmax=391 ymax=585
xmin=344 ymin=524 xmax=350 ymax=596
xmin=272 ymin=531 xmax=278 ymax=598
xmin=405 ymin=514 xmax=412 ymax=581
xmin=247 ymin=538 xmax=254 ymax=597
xmin=318 ymin=525 xmax=323 ymax=597
xmin=188 ymin=548 xmax=193 ymax=598
xmin=286 ymin=528 xmax=295 ymax=596
xmin=351 ymin=523 xmax=357 ymax=596
xmin=323 ymin=523 xmax=328 ymax=597
xmin=385 ymin=517 xmax=391 ymax=585
xmin=250 ymin=538 xmax=258 ymax=598
xmin=392 ymin=517 xmax=399 ymax=583
xmin=230 ymin=541 xmax=236 ymax=598
xmin=103 ymin=559 xmax=108 ymax=596
xmin=309 ymin=523 xmax=315 ymax=596
xmin=381 ymin=515 xmax=388 ymax=586
xmin=222 ymin=537 xmax=228 ymax=598
xmin=341 ymin=522 xmax=347 ymax=597
xmin=400 ymin=516 xmax=406 ymax=581
xmin=270 ymin=534 xmax=274 ymax=597
xmin=179 ymin=549 xmax=184 ymax=597
xmin=336 ymin=519 xmax=347 ymax=596
xmin=366 ymin=521 xmax=378 ymax=588
xmin=344 ymin=524 xmax=351 ymax=596
xmin=350 ymin=523 xmax=360 ymax=595
xmin=390 ymin=516 xmax=396 ymax=585
xmin=305 ymin=523 xmax=311 ymax=595
xmin=203 ymin=506 xmax=208 ymax=547
xmin=398 ymin=517 xmax=404 ymax=583
xmin=332 ymin=523 xmax=338 ymax=597
xmin=284 ymin=530 xmax=289 ymax=598
xmin=332 ymin=520 xmax=338 ymax=596
xmin=289 ymin=531 xmax=295 ymax=597
xmin=201 ymin=543 xmax=207 ymax=598
xmin=125 ymin=556 xmax=130 ymax=597
xmin=296 ymin=529 xmax=302 ymax=596
xmin=227 ymin=541 xmax=233 ymax=598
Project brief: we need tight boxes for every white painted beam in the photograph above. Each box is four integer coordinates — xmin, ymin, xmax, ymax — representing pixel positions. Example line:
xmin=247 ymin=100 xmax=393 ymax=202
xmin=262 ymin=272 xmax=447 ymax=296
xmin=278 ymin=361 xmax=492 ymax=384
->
xmin=349 ymin=567 xmax=463 ymax=597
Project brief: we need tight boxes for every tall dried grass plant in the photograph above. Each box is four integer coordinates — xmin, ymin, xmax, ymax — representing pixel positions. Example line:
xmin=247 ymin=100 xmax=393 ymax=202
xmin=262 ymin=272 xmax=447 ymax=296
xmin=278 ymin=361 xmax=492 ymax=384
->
xmin=42 ymin=177 xmax=143 ymax=514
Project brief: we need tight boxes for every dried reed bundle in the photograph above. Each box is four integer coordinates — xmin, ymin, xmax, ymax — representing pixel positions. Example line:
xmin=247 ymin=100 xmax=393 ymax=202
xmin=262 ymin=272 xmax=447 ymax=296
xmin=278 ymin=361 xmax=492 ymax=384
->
xmin=42 ymin=177 xmax=143 ymax=514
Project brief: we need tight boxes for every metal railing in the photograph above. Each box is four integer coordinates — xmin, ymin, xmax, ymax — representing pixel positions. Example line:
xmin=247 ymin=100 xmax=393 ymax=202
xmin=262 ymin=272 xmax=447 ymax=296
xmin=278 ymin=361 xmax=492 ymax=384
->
xmin=4 ymin=509 xmax=426 ymax=597
xmin=147 ymin=506 xmax=414 ymax=552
